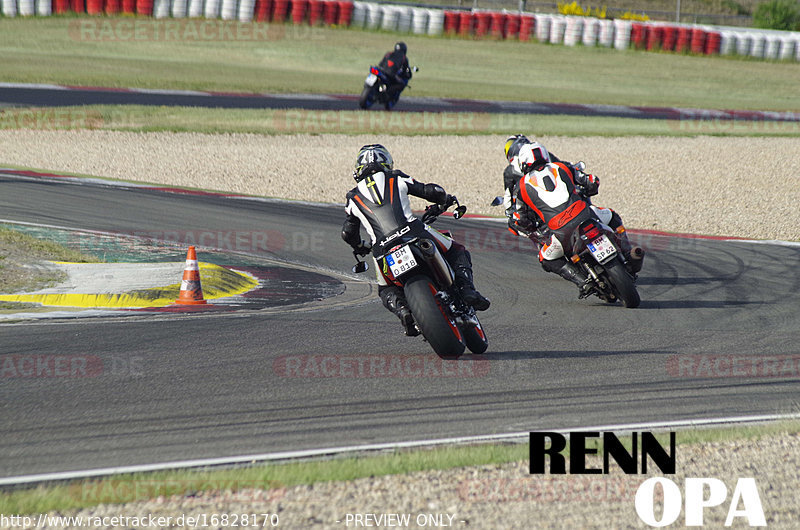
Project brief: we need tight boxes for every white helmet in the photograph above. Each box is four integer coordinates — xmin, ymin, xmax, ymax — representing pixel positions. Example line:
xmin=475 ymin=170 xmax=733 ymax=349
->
xmin=516 ymin=142 xmax=551 ymax=174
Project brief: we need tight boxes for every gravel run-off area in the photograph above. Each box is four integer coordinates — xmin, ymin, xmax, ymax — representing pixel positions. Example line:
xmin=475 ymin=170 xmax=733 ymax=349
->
xmin=1 ymin=131 xmax=799 ymax=528
xmin=1 ymin=131 xmax=799 ymax=241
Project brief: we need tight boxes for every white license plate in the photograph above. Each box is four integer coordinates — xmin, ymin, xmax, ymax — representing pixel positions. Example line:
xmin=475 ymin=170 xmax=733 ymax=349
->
xmin=386 ymin=245 xmax=417 ymax=277
xmin=587 ymin=234 xmax=617 ymax=263
xmin=365 ymin=73 xmax=377 ymax=86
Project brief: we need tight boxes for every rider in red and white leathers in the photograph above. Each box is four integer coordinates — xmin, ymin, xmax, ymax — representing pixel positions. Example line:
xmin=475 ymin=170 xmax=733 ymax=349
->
xmin=507 ymin=141 xmax=644 ymax=293
xmin=342 ymin=144 xmax=490 ymax=335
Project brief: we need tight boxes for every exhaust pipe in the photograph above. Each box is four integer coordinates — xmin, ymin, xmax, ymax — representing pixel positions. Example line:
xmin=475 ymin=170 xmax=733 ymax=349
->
xmin=417 ymin=239 xmax=453 ymax=287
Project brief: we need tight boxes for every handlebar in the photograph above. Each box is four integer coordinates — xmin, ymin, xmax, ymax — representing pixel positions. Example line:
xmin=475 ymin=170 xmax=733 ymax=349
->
xmin=421 ymin=196 xmax=466 ymax=225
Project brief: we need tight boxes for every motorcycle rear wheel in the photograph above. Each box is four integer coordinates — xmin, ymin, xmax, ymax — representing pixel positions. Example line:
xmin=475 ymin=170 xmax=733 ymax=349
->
xmin=605 ymin=258 xmax=640 ymax=308
xmin=404 ymin=275 xmax=466 ymax=358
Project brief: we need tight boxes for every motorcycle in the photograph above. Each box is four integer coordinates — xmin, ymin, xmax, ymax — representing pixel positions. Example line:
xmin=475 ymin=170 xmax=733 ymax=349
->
xmin=493 ymin=163 xmax=642 ymax=308
xmin=352 ymin=197 xmax=488 ymax=358
xmin=358 ymin=65 xmax=418 ymax=111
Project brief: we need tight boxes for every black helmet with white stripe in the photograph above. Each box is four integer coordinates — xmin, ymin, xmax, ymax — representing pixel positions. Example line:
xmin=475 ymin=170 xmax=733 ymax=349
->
xmin=354 ymin=144 xmax=393 ymax=181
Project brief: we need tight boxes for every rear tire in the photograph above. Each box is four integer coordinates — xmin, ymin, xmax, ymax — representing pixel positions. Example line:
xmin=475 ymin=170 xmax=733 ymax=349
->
xmin=404 ymin=275 xmax=465 ymax=358
xmin=605 ymin=258 xmax=640 ymax=308
xmin=461 ymin=319 xmax=489 ymax=355
xmin=358 ymin=86 xmax=374 ymax=110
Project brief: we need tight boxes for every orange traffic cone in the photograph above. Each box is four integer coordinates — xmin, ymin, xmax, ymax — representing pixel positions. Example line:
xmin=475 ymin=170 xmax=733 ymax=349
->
xmin=174 ymin=246 xmax=207 ymax=305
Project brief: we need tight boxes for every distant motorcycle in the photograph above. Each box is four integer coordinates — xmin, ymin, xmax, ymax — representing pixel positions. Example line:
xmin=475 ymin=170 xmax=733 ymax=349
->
xmin=358 ymin=65 xmax=417 ymax=111
xmin=352 ymin=197 xmax=488 ymax=358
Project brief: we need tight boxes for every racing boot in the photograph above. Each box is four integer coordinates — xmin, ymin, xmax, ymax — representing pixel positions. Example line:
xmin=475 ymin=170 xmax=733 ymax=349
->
xmin=380 ymin=287 xmax=419 ymax=337
xmin=449 ymin=248 xmax=491 ymax=311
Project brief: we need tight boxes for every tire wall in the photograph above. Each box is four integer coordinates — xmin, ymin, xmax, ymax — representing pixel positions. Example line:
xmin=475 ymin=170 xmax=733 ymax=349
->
xmin=8 ymin=0 xmax=800 ymax=62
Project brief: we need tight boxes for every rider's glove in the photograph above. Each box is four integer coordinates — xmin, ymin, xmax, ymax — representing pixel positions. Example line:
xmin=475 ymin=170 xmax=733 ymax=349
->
xmin=508 ymin=212 xmax=534 ymax=236
xmin=354 ymin=241 xmax=371 ymax=256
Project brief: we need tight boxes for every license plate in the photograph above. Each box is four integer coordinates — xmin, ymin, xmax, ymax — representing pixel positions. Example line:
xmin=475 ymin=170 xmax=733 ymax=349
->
xmin=386 ymin=245 xmax=417 ymax=277
xmin=587 ymin=234 xmax=617 ymax=263
xmin=365 ymin=73 xmax=377 ymax=86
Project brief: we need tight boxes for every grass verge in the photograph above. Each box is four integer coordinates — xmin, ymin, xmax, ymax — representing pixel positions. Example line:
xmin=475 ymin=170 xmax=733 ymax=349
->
xmin=0 ymin=16 xmax=799 ymax=111
xmin=0 ymin=227 xmax=99 ymax=309
xmin=2 ymin=421 xmax=797 ymax=515
xmin=3 ymin=105 xmax=800 ymax=137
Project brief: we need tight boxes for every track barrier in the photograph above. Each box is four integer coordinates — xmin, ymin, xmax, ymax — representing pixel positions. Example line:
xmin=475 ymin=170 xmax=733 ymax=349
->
xmin=4 ymin=0 xmax=799 ymax=62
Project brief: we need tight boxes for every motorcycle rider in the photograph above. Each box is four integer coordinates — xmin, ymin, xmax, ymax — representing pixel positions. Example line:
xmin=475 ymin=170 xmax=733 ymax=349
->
xmin=342 ymin=144 xmax=490 ymax=336
xmin=507 ymin=141 xmax=644 ymax=294
xmin=502 ymin=134 xmax=564 ymax=220
xmin=377 ymin=42 xmax=413 ymax=110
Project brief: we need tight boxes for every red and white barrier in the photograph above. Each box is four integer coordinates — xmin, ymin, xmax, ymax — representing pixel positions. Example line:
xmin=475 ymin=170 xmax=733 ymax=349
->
xmin=2 ymin=0 xmax=18 ymax=16
xmin=534 ymin=14 xmax=551 ymax=43
xmin=563 ymin=16 xmax=583 ymax=46
xmin=396 ymin=6 xmax=412 ymax=33
xmin=613 ymin=19 xmax=631 ymax=50
xmin=1 ymin=0 xmax=796 ymax=64
xmin=236 ymin=0 xmax=254 ymax=21
xmin=203 ymin=0 xmax=220 ymax=19
xmin=153 ymin=0 xmax=168 ymax=18
xmin=186 ymin=0 xmax=202 ymax=17
xmin=17 ymin=0 xmax=33 ymax=14
xmin=427 ymin=8 xmax=443 ymax=36
xmin=582 ymin=18 xmax=599 ymax=46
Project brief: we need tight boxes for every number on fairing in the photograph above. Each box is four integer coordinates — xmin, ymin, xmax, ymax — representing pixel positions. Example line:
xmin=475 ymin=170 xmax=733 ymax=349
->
xmin=365 ymin=73 xmax=378 ymax=86
xmin=386 ymin=245 xmax=417 ymax=277
xmin=587 ymin=234 xmax=617 ymax=263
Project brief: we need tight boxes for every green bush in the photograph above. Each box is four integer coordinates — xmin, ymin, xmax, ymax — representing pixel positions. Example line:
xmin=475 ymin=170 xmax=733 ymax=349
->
xmin=753 ymin=0 xmax=800 ymax=30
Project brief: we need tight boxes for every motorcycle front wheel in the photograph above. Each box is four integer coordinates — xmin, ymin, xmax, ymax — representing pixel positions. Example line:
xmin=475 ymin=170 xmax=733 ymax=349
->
xmin=358 ymin=85 xmax=375 ymax=110
xmin=404 ymin=275 xmax=466 ymax=358
xmin=461 ymin=318 xmax=489 ymax=355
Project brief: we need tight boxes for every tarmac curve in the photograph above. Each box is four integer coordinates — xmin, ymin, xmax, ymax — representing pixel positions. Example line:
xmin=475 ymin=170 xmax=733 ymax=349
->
xmin=0 ymin=170 xmax=799 ymax=480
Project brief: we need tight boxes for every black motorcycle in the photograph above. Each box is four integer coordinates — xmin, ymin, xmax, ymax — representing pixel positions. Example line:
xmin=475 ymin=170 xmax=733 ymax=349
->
xmin=358 ymin=65 xmax=417 ymax=111
xmin=562 ymin=213 xmax=641 ymax=308
xmin=353 ymin=198 xmax=488 ymax=358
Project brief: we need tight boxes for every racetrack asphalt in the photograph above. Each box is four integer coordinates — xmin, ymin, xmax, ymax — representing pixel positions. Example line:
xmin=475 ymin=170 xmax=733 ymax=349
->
xmin=1 ymin=172 xmax=799 ymax=479
xmin=2 ymin=82 xmax=800 ymax=122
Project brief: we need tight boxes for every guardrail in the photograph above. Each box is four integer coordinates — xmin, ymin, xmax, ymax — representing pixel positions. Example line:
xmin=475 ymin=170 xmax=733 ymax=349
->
xmin=2 ymin=0 xmax=799 ymax=62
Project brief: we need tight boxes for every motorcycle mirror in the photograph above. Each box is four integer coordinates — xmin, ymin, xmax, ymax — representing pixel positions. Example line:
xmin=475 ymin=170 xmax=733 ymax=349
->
xmin=490 ymin=196 xmax=503 ymax=207
xmin=575 ymin=161 xmax=586 ymax=172
xmin=453 ymin=205 xmax=467 ymax=219
xmin=353 ymin=261 xmax=368 ymax=274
